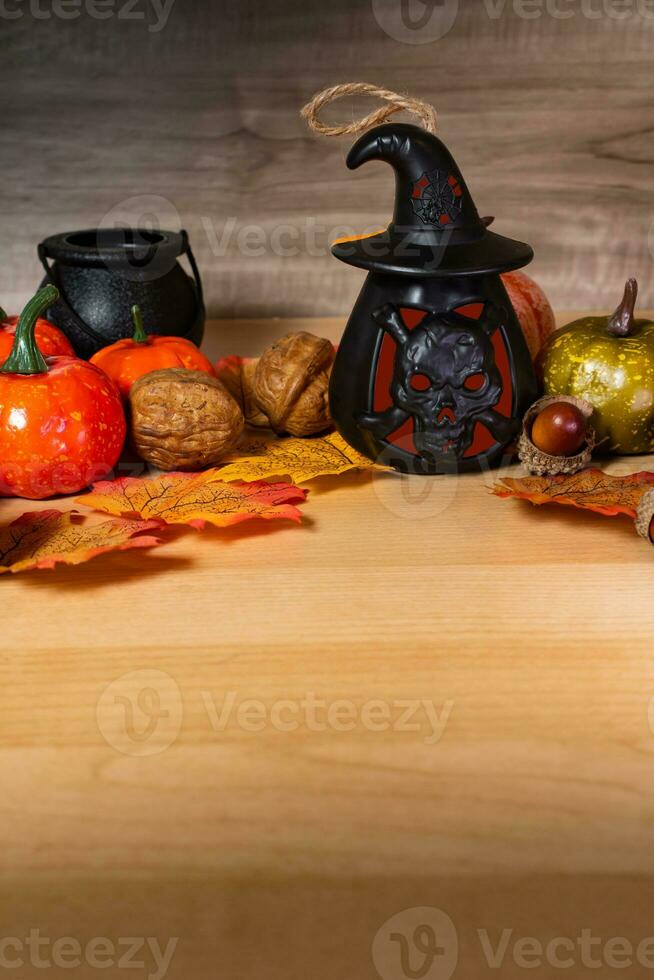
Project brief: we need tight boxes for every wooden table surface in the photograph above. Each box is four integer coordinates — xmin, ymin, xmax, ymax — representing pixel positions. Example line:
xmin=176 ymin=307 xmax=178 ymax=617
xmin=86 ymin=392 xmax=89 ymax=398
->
xmin=2 ymin=316 xmax=654 ymax=980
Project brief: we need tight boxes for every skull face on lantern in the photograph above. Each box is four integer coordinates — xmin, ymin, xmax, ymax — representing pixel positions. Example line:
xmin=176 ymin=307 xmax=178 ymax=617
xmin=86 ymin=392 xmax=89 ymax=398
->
xmin=360 ymin=301 xmax=519 ymax=459
xmin=328 ymin=123 xmax=538 ymax=474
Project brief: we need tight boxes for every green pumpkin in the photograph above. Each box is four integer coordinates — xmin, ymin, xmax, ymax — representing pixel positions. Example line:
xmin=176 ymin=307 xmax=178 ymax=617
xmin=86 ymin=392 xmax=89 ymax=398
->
xmin=540 ymin=279 xmax=654 ymax=454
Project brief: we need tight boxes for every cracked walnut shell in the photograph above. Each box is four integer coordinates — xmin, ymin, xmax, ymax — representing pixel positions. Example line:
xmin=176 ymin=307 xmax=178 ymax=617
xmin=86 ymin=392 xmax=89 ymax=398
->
xmin=217 ymin=356 xmax=269 ymax=428
xmin=253 ymin=332 xmax=334 ymax=436
xmin=130 ymin=368 xmax=244 ymax=471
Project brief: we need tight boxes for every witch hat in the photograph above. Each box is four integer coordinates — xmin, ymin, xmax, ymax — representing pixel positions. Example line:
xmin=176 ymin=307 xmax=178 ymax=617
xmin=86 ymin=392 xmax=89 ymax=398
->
xmin=331 ymin=123 xmax=532 ymax=278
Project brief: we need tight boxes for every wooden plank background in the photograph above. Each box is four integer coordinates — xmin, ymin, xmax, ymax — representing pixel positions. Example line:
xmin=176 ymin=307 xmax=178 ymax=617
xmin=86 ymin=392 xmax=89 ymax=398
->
xmin=2 ymin=0 xmax=654 ymax=320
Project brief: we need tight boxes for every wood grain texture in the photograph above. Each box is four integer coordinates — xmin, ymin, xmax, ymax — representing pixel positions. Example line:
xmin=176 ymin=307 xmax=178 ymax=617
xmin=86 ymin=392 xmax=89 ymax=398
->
xmin=2 ymin=315 xmax=654 ymax=978
xmin=2 ymin=0 xmax=654 ymax=325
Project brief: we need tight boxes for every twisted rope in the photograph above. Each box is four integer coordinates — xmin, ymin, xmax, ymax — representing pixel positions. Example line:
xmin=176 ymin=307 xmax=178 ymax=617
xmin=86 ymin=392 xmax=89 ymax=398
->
xmin=301 ymin=82 xmax=437 ymax=137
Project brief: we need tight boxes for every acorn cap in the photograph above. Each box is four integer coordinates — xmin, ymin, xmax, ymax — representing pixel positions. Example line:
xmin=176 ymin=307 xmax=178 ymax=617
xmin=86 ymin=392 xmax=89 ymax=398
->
xmin=331 ymin=123 xmax=533 ymax=278
xmin=635 ymin=487 xmax=654 ymax=542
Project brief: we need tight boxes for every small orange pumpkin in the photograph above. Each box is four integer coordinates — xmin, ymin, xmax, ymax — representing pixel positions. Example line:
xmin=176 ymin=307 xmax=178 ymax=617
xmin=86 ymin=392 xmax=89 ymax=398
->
xmin=90 ymin=306 xmax=215 ymax=399
xmin=0 ymin=304 xmax=75 ymax=362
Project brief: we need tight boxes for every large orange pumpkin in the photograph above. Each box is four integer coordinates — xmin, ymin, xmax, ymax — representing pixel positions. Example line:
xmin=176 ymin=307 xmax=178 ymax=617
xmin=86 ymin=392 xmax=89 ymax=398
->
xmin=502 ymin=270 xmax=556 ymax=361
xmin=90 ymin=306 xmax=215 ymax=399
xmin=0 ymin=286 xmax=126 ymax=499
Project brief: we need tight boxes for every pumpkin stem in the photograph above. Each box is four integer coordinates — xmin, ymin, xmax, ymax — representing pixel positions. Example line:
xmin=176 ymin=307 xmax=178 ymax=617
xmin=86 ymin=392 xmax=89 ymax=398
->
xmin=131 ymin=305 xmax=149 ymax=344
xmin=0 ymin=307 xmax=7 ymax=322
xmin=607 ymin=278 xmax=638 ymax=337
xmin=0 ymin=286 xmax=59 ymax=375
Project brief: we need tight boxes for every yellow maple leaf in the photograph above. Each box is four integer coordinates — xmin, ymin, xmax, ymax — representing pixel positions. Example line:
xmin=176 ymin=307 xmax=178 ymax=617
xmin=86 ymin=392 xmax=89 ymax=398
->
xmin=0 ymin=510 xmax=163 ymax=574
xmin=76 ymin=473 xmax=307 ymax=528
xmin=215 ymin=431 xmax=387 ymax=484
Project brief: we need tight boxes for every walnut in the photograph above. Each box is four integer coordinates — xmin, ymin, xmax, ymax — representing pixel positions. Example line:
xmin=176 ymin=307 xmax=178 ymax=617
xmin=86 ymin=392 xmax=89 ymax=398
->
xmin=241 ymin=358 xmax=270 ymax=428
xmin=253 ymin=332 xmax=335 ymax=436
xmin=216 ymin=356 xmax=268 ymax=428
xmin=130 ymin=368 xmax=244 ymax=471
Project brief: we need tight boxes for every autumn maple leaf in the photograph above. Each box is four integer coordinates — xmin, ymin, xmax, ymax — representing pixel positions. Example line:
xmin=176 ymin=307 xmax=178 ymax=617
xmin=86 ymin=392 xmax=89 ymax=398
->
xmin=77 ymin=473 xmax=307 ymax=528
xmin=493 ymin=468 xmax=654 ymax=518
xmin=0 ymin=510 xmax=163 ymax=574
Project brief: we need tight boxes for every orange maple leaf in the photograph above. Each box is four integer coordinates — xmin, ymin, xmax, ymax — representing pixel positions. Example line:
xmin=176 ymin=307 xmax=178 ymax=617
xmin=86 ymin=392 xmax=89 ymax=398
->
xmin=0 ymin=510 xmax=163 ymax=574
xmin=76 ymin=473 xmax=307 ymax=528
xmin=493 ymin=468 xmax=654 ymax=518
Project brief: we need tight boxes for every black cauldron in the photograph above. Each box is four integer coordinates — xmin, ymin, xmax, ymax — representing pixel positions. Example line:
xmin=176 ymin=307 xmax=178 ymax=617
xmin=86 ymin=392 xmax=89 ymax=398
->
xmin=38 ymin=228 xmax=205 ymax=359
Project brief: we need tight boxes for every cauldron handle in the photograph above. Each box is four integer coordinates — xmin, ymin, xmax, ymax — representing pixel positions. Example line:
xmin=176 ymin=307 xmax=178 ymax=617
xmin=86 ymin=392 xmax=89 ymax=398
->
xmin=37 ymin=244 xmax=107 ymax=347
xmin=180 ymin=229 xmax=205 ymax=319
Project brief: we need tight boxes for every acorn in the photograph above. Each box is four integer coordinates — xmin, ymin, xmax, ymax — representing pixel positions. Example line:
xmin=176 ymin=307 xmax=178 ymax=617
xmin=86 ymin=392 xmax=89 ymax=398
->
xmin=518 ymin=395 xmax=595 ymax=476
xmin=635 ymin=487 xmax=654 ymax=544
xmin=531 ymin=402 xmax=587 ymax=456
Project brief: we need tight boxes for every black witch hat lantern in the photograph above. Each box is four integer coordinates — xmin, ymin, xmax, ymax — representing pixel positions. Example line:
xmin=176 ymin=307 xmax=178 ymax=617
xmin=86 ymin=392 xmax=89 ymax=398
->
xmin=328 ymin=121 xmax=538 ymax=474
